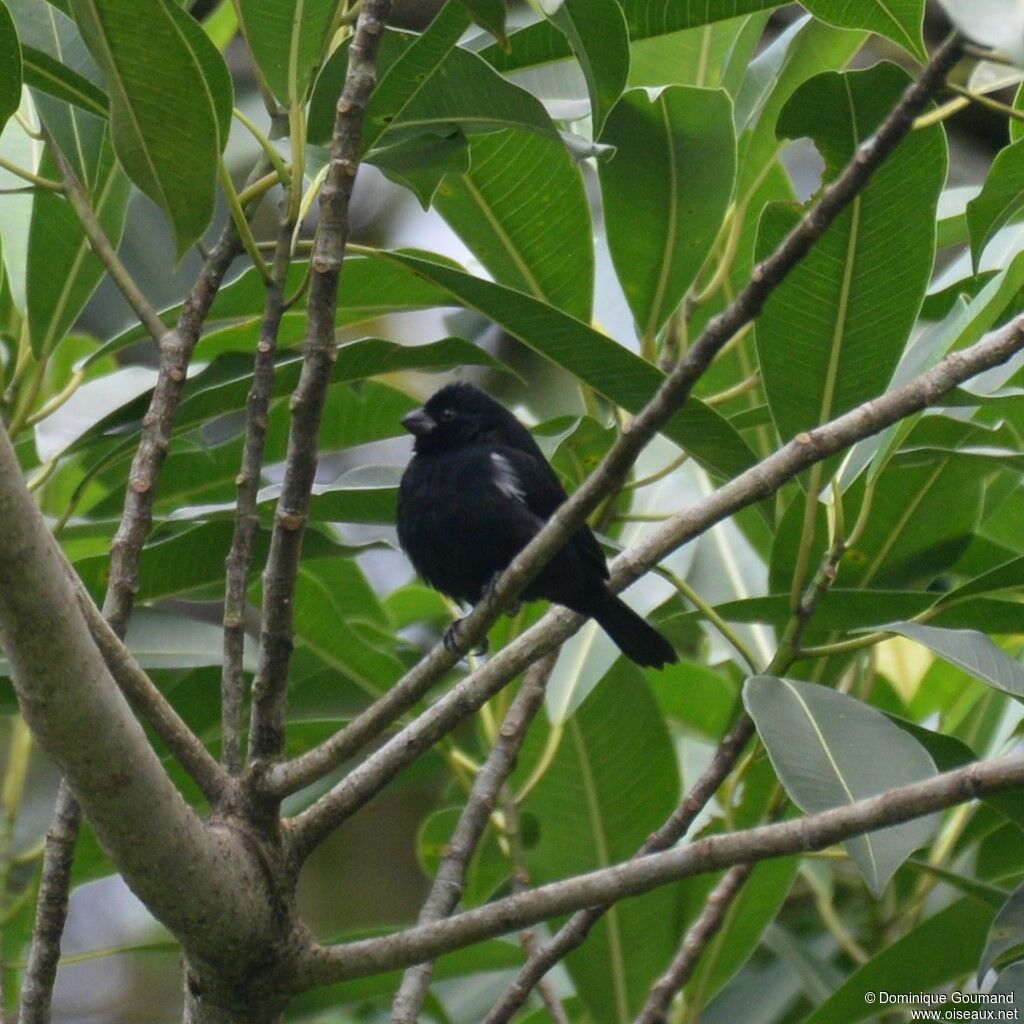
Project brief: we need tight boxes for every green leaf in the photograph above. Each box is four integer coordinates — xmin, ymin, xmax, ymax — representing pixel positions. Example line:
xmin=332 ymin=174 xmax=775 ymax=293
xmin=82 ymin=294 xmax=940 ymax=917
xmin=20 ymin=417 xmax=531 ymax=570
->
xmin=69 ymin=337 xmax=504 ymax=458
xmin=517 ymin=662 xmax=681 ymax=1024
xmin=981 ymin=880 xmax=1024 ymax=979
xmin=734 ymin=15 xmax=865 ymax=199
xmin=379 ymin=250 xmax=759 ymax=481
xmin=647 ymin=660 xmax=738 ymax=740
xmin=481 ymin=0 xmax=788 ymax=75
xmin=26 ymin=139 xmax=130 ymax=358
xmin=163 ymin=0 xmax=232 ymax=151
xmin=968 ymin=139 xmax=1024 ymax=271
xmin=688 ymin=858 xmax=800 ymax=1006
xmin=69 ymin=0 xmax=220 ymax=256
xmin=744 ymin=674 xmax=938 ymax=896
xmin=237 ymin=0 xmax=336 ymax=104
xmin=755 ymin=64 xmax=946 ymax=445
xmin=455 ymin=0 xmax=505 ymax=45
xmin=600 ymin=85 xmax=735 ymax=341
xmin=434 ymin=127 xmax=594 ymax=322
xmin=689 ymin=592 xmax=1024 ymax=635
xmin=881 ymin=621 xmax=1024 ymax=703
xmin=0 ymin=1 xmax=23 ymax=132
xmin=289 ymin=558 xmax=405 ymax=698
xmin=21 ymin=44 xmax=108 ymax=118
xmin=547 ymin=0 xmax=629 ymax=135
xmin=366 ymin=129 xmax=469 ymax=209
xmin=801 ymin=898 xmax=997 ymax=1024
xmin=86 ymin=254 xmax=461 ymax=365
xmin=803 ymin=0 xmax=924 ymax=59
xmin=627 ymin=13 xmax=770 ymax=93
xmin=314 ymin=11 xmax=558 ymax=153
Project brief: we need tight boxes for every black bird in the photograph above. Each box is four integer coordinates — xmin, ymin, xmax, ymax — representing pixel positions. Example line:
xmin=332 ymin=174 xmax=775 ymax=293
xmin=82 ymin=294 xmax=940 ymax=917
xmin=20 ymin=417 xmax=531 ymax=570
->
xmin=397 ymin=383 xmax=677 ymax=669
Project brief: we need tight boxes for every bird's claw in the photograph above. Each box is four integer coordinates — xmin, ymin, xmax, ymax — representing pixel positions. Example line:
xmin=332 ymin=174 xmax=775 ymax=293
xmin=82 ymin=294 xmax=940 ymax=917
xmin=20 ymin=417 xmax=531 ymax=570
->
xmin=443 ymin=619 xmax=488 ymax=658
xmin=484 ymin=572 xmax=521 ymax=617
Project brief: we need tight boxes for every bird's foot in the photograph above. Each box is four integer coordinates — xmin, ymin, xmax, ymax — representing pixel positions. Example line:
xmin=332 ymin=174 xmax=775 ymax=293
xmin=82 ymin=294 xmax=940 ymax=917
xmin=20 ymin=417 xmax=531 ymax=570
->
xmin=443 ymin=619 xmax=489 ymax=658
xmin=484 ymin=572 xmax=521 ymax=616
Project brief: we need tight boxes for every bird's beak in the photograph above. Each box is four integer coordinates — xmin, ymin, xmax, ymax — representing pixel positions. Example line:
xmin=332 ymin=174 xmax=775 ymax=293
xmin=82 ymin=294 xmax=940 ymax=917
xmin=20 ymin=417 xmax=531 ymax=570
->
xmin=401 ymin=408 xmax=435 ymax=437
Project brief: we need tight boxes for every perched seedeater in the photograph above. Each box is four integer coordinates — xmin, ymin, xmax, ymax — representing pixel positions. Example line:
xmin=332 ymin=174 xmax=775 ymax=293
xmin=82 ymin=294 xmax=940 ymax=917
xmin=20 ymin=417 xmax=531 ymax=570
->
xmin=397 ymin=383 xmax=677 ymax=669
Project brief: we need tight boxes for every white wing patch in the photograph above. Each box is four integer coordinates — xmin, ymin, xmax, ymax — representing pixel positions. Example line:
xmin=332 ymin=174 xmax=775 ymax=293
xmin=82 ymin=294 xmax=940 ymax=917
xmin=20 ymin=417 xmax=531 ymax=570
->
xmin=491 ymin=452 xmax=526 ymax=503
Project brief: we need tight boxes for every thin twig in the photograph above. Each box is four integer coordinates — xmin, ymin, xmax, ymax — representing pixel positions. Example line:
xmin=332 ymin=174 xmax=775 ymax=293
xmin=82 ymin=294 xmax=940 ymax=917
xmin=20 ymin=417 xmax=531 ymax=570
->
xmin=247 ymin=0 xmax=393 ymax=766
xmin=222 ymin=220 xmax=293 ymax=775
xmin=266 ymin=32 xmax=965 ymax=804
xmin=102 ymin=226 xmax=243 ymax=636
xmin=17 ymin=782 xmax=80 ymax=1024
xmin=390 ymin=654 xmax=557 ymax=1023
xmin=483 ymin=714 xmax=756 ymax=1023
xmin=635 ymin=864 xmax=753 ymax=1024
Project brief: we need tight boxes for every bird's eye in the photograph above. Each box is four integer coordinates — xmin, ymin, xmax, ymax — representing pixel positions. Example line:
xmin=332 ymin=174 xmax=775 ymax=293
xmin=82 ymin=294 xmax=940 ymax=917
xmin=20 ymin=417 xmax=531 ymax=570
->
xmin=439 ymin=408 xmax=456 ymax=422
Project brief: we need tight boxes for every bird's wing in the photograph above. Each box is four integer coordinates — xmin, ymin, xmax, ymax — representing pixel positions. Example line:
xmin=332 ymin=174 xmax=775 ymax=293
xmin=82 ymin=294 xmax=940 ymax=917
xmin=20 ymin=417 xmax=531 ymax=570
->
xmin=493 ymin=445 xmax=609 ymax=579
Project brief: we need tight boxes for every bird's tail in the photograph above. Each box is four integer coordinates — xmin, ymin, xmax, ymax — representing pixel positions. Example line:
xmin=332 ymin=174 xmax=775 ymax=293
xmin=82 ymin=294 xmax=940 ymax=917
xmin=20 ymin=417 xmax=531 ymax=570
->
xmin=595 ymin=594 xmax=677 ymax=670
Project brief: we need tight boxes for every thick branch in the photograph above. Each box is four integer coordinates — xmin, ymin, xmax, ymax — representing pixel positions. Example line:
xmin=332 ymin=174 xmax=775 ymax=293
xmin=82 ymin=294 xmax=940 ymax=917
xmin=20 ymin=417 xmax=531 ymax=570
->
xmin=0 ymin=425 xmax=276 ymax=964
xmin=390 ymin=653 xmax=557 ymax=1022
xmin=297 ymin=751 xmax=1024 ymax=984
xmin=286 ymin=312 xmax=1024 ymax=858
xmin=247 ymin=0 xmax=392 ymax=765
xmin=268 ymin=32 xmax=964 ymax=800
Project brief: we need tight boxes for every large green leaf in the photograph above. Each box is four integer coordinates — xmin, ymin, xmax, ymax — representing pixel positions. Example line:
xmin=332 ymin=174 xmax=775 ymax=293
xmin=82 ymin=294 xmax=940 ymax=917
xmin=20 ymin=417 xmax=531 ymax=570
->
xmin=981 ymin=879 xmax=1024 ymax=980
xmin=599 ymin=85 xmax=735 ymax=341
xmin=733 ymin=16 xmax=864 ymax=200
xmin=627 ymin=13 xmax=770 ymax=93
xmin=85 ymin=255 xmax=460 ymax=365
xmin=68 ymin=337 xmax=504 ymax=458
xmin=881 ymin=622 xmax=1024 ymax=703
xmin=755 ymin=64 xmax=946 ymax=446
xmin=6 ymin=0 xmax=106 ymax=186
xmin=481 ymin=0 xmax=787 ymax=74
xmin=434 ymin=128 xmax=594 ymax=322
xmin=0 ymin=1 xmax=23 ymax=132
xmin=379 ymin=250 xmax=759 ymax=480
xmin=967 ymin=139 xmax=1024 ymax=271
xmin=801 ymin=897 xmax=996 ymax=1024
xmin=744 ymin=674 xmax=937 ymax=896
xmin=683 ymin=592 xmax=1024 ymax=635
xmin=547 ymin=0 xmax=629 ymax=135
xmin=518 ymin=662 xmax=681 ymax=1024
xmin=21 ymin=44 xmax=108 ymax=118
xmin=69 ymin=0 xmax=220 ymax=256
xmin=26 ymin=139 xmax=130 ymax=358
xmin=237 ymin=0 xmax=335 ymax=104
xmin=289 ymin=558 xmax=405 ymax=699
xmin=687 ymin=857 xmax=800 ymax=1006
xmin=803 ymin=0 xmax=924 ymax=59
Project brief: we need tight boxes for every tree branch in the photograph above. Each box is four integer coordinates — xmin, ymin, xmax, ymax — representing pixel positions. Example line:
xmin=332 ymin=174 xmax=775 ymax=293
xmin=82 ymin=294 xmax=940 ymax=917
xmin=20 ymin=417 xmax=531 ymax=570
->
xmin=222 ymin=220 xmax=293 ymax=775
xmin=17 ymin=781 xmax=80 ymax=1024
xmin=296 ymin=750 xmax=1024 ymax=984
xmin=390 ymin=653 xmax=557 ymax=1022
xmin=103 ymin=226 xmax=243 ymax=636
xmin=0 ymin=423 xmax=277 ymax=965
xmin=247 ymin=0 xmax=393 ymax=766
xmin=635 ymin=864 xmax=753 ymax=1024
xmin=267 ymin=31 xmax=964 ymax=802
xmin=285 ymin=310 xmax=1024 ymax=859
xmin=483 ymin=713 xmax=757 ymax=1022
